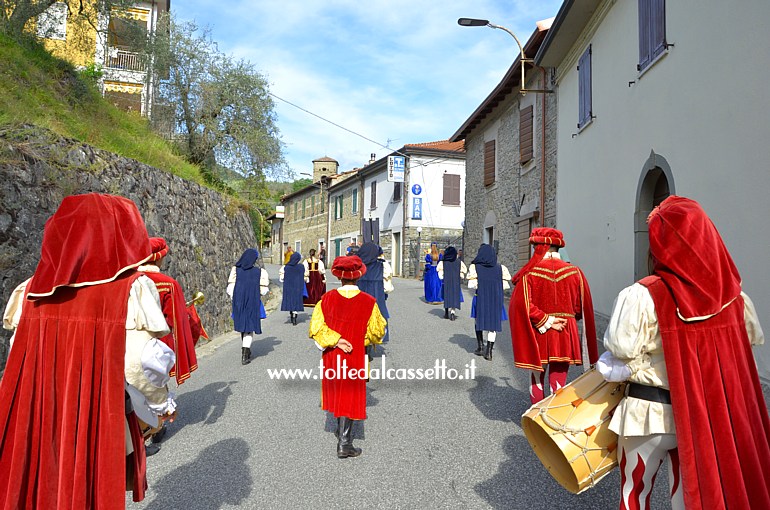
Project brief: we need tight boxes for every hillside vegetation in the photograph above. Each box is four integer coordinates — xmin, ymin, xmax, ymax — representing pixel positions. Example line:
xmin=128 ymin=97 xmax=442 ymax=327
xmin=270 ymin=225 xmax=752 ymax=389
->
xmin=0 ymin=32 xmax=205 ymax=185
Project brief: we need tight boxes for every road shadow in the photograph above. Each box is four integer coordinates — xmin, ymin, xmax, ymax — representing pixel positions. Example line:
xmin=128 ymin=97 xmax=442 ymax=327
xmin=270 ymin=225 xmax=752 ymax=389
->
xmin=251 ymin=336 xmax=281 ymax=357
xmin=320 ymin=386 xmax=377 ymax=439
xmin=143 ymin=438 xmax=252 ymax=510
xmin=468 ymin=375 xmax=530 ymax=423
xmin=474 ymin=434 xmax=622 ymax=509
xmin=171 ymin=381 xmax=236 ymax=437
xmin=448 ymin=333 xmax=477 ymax=355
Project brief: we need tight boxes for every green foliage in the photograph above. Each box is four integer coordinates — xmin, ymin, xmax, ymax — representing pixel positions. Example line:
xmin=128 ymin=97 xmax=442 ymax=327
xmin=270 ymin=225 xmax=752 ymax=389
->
xmin=0 ymin=32 xmax=206 ymax=185
xmin=292 ymin=178 xmax=312 ymax=192
xmin=78 ymin=62 xmax=103 ymax=85
xmin=146 ymin=15 xmax=287 ymax=180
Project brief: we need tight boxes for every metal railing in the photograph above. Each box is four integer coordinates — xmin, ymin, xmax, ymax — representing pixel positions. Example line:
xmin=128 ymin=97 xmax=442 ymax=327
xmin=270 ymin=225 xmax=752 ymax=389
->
xmin=106 ymin=49 xmax=144 ymax=72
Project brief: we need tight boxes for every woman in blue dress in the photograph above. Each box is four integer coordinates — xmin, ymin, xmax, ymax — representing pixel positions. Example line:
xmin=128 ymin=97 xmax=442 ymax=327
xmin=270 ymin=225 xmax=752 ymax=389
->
xmin=357 ymin=242 xmax=390 ymax=344
xmin=280 ymin=251 xmax=306 ymax=325
xmin=227 ymin=248 xmax=270 ymax=365
xmin=423 ymin=242 xmax=443 ymax=304
xmin=467 ymin=244 xmax=512 ymax=361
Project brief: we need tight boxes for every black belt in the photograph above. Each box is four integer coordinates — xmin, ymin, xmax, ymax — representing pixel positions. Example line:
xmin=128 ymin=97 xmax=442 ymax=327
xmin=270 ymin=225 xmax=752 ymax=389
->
xmin=628 ymin=383 xmax=672 ymax=405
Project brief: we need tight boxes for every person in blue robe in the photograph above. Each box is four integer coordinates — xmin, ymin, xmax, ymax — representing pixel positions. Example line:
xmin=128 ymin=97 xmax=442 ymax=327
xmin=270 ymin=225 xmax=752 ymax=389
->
xmin=423 ymin=242 xmax=443 ymax=304
xmin=280 ymin=251 xmax=306 ymax=325
xmin=357 ymin=242 xmax=390 ymax=345
xmin=227 ymin=248 xmax=269 ymax=365
xmin=468 ymin=244 xmax=512 ymax=360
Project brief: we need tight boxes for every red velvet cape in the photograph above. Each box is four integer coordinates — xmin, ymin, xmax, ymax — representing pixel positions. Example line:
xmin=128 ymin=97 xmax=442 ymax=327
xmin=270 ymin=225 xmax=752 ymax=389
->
xmin=320 ymin=290 xmax=376 ymax=420
xmin=304 ymin=259 xmax=326 ymax=306
xmin=509 ymin=257 xmax=597 ymax=371
xmin=641 ymin=276 xmax=770 ymax=509
xmin=0 ymin=273 xmax=145 ymax=508
xmin=187 ymin=303 xmax=209 ymax=342
xmin=143 ymin=271 xmax=198 ymax=384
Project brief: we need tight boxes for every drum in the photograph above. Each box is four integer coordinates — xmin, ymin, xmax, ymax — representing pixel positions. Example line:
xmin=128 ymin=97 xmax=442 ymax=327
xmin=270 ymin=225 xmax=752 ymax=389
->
xmin=521 ymin=368 xmax=626 ymax=494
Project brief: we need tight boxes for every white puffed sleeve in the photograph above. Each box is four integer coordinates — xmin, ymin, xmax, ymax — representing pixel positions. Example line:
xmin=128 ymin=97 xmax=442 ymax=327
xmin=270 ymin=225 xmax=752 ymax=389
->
xmin=501 ymin=265 xmax=512 ymax=291
xmin=743 ymin=292 xmax=765 ymax=346
xmin=383 ymin=260 xmax=394 ymax=293
xmin=260 ymin=268 xmax=270 ymax=296
xmin=226 ymin=266 xmax=237 ymax=298
xmin=279 ymin=265 xmax=286 ymax=283
xmin=603 ymin=283 xmax=659 ymax=361
xmin=126 ymin=275 xmax=171 ymax=337
xmin=467 ymin=264 xmax=478 ymax=290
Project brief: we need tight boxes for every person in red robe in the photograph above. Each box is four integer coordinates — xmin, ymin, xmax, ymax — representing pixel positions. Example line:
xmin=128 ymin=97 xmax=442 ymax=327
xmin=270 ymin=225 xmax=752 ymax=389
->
xmin=139 ymin=237 xmax=198 ymax=385
xmin=0 ymin=193 xmax=166 ymax=508
xmin=599 ymin=196 xmax=770 ymax=509
xmin=303 ymin=248 xmax=327 ymax=306
xmin=308 ymin=255 xmax=386 ymax=458
xmin=509 ymin=228 xmax=598 ymax=404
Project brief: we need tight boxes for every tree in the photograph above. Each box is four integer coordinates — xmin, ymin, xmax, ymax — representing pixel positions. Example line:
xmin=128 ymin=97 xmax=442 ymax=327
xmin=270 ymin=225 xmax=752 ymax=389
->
xmin=149 ymin=16 xmax=286 ymax=180
xmin=0 ymin=0 xmax=133 ymax=37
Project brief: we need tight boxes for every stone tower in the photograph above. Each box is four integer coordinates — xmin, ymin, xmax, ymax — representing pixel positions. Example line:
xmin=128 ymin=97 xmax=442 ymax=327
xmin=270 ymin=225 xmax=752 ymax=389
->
xmin=312 ymin=156 xmax=339 ymax=182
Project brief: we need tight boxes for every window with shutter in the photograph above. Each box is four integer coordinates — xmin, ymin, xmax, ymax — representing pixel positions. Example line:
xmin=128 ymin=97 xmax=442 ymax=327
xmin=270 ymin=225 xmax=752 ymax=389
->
xmin=443 ymin=174 xmax=461 ymax=206
xmin=302 ymin=198 xmax=307 ymax=218
xmin=638 ymin=0 xmax=666 ymax=72
xmin=484 ymin=140 xmax=496 ymax=186
xmin=294 ymin=202 xmax=298 ymax=221
xmin=370 ymin=181 xmax=377 ymax=209
xmin=352 ymin=188 xmax=358 ymax=214
xmin=311 ymin=195 xmax=316 ymax=216
xmin=519 ymin=106 xmax=534 ymax=164
xmin=393 ymin=182 xmax=402 ymax=202
xmin=578 ymin=45 xmax=592 ymax=129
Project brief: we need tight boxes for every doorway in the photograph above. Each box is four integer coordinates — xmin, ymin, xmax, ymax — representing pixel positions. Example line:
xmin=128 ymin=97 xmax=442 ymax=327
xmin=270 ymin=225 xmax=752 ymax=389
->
xmin=634 ymin=151 xmax=674 ymax=280
xmin=392 ymin=232 xmax=402 ymax=276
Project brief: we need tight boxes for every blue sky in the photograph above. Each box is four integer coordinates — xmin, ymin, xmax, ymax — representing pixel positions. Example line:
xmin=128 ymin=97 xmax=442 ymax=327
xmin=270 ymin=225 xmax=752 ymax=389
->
xmin=174 ymin=1 xmax=564 ymax=178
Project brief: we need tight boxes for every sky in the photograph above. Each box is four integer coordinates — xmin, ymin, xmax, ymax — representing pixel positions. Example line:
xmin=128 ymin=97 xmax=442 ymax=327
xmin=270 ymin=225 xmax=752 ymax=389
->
xmin=173 ymin=1 xmax=564 ymax=179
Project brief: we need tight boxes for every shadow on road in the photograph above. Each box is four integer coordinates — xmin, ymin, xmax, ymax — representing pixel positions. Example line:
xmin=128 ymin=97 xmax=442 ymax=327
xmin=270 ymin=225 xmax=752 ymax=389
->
xmin=448 ymin=333 xmax=476 ymax=355
xmin=174 ymin=381 xmax=236 ymax=431
xmin=468 ymin=376 xmax=529 ymax=423
xmin=143 ymin=438 xmax=253 ymax=510
xmin=320 ymin=386 xmax=378 ymax=439
xmin=251 ymin=336 xmax=281 ymax=357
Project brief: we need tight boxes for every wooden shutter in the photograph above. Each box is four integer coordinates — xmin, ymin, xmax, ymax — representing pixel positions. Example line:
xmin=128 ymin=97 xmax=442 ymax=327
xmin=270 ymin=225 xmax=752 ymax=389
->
xmin=443 ymin=174 xmax=460 ymax=205
xmin=352 ymin=188 xmax=358 ymax=213
xmin=393 ymin=182 xmax=401 ymax=201
xmin=578 ymin=45 xmax=592 ymax=128
xmin=519 ymin=105 xmax=534 ymax=164
xmin=651 ymin=0 xmax=666 ymax=61
xmin=484 ymin=140 xmax=496 ymax=186
xmin=371 ymin=180 xmax=377 ymax=208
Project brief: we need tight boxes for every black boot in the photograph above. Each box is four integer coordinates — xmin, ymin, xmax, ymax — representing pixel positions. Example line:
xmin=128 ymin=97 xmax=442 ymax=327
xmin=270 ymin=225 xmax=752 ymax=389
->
xmin=484 ymin=341 xmax=494 ymax=361
xmin=444 ymin=308 xmax=449 ymax=319
xmin=474 ymin=330 xmax=484 ymax=356
xmin=334 ymin=417 xmax=340 ymax=439
xmin=291 ymin=312 xmax=297 ymax=325
xmin=241 ymin=347 xmax=251 ymax=365
xmin=337 ymin=417 xmax=362 ymax=458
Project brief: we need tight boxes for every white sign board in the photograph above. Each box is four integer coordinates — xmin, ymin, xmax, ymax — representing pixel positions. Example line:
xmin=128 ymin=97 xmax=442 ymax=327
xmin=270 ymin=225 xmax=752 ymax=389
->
xmin=387 ymin=155 xmax=405 ymax=183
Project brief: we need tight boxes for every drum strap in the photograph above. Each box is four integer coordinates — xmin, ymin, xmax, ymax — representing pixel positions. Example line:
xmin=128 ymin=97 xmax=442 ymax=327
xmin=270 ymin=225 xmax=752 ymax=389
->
xmin=627 ymin=383 xmax=672 ymax=405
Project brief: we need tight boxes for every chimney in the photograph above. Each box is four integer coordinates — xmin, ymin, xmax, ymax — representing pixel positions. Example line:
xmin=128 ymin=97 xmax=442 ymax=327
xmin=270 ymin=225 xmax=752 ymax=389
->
xmin=369 ymin=153 xmax=376 ymax=165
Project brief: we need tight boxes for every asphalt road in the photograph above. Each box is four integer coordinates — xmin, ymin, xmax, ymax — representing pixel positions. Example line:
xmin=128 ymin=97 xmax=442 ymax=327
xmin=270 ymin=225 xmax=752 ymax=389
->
xmin=127 ymin=264 xmax=669 ymax=509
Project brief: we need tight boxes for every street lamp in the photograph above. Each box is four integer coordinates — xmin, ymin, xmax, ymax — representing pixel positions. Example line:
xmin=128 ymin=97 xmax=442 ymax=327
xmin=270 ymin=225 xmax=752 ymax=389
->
xmin=458 ymin=17 xmax=551 ymax=95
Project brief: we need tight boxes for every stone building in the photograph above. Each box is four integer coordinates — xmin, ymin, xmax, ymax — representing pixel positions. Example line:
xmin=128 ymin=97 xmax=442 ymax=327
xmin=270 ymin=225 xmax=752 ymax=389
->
xmin=450 ymin=21 xmax=556 ymax=275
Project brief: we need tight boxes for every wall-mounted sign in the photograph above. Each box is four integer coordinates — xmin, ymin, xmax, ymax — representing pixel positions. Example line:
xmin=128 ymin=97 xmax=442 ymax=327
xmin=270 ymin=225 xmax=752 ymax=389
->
xmin=411 ymin=184 xmax=422 ymax=196
xmin=412 ymin=197 xmax=422 ymax=220
xmin=275 ymin=205 xmax=285 ymax=219
xmin=387 ymin=155 xmax=405 ymax=183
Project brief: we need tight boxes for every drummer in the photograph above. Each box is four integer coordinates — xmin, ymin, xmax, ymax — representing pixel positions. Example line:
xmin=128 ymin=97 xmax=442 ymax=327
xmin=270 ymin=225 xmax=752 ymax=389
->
xmin=508 ymin=228 xmax=598 ymax=404
xmin=598 ymin=196 xmax=769 ymax=509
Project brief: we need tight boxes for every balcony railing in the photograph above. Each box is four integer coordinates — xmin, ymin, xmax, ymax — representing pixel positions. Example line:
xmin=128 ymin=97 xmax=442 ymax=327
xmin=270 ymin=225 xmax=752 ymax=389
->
xmin=106 ymin=48 xmax=144 ymax=72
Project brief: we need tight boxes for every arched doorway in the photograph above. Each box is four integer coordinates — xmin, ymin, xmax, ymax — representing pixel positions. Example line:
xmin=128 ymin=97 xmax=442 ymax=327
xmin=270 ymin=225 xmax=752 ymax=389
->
xmin=634 ymin=151 xmax=674 ymax=280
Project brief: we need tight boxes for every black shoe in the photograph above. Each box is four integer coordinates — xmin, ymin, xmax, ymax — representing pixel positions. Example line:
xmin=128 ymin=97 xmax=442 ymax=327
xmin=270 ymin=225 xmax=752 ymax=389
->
xmin=474 ymin=330 xmax=484 ymax=356
xmin=241 ymin=347 xmax=251 ymax=365
xmin=444 ymin=308 xmax=449 ymax=319
xmin=337 ymin=417 xmax=362 ymax=458
xmin=151 ymin=424 xmax=167 ymax=444
xmin=145 ymin=443 xmax=161 ymax=457
xmin=484 ymin=341 xmax=494 ymax=361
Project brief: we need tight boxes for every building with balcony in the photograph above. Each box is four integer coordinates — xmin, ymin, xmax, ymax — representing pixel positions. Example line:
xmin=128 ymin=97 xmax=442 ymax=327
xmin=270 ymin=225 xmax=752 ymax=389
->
xmin=36 ymin=0 xmax=170 ymax=117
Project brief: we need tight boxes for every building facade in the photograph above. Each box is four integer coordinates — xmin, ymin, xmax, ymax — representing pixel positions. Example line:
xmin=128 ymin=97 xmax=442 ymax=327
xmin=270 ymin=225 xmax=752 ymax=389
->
xmin=35 ymin=0 xmax=170 ymax=117
xmin=450 ymin=22 xmax=556 ymax=275
xmin=535 ymin=0 xmax=770 ymax=380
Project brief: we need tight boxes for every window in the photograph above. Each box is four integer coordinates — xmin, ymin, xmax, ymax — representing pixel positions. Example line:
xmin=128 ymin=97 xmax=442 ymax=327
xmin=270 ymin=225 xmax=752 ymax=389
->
xmin=311 ymin=195 xmax=316 ymax=216
xmin=370 ymin=180 xmax=377 ymax=209
xmin=293 ymin=202 xmax=298 ymax=221
xmin=334 ymin=195 xmax=344 ymax=220
xmin=484 ymin=140 xmax=496 ymax=186
xmin=519 ymin=106 xmax=534 ymax=164
xmin=302 ymin=198 xmax=307 ymax=218
xmin=352 ymin=188 xmax=358 ymax=214
xmin=295 ymin=241 xmax=301 ymax=254
xmin=638 ymin=0 xmax=666 ymax=73
xmin=578 ymin=45 xmax=592 ymax=129
xmin=443 ymin=174 xmax=461 ymax=206
xmin=393 ymin=182 xmax=402 ymax=202
xmin=37 ymin=2 xmax=68 ymax=40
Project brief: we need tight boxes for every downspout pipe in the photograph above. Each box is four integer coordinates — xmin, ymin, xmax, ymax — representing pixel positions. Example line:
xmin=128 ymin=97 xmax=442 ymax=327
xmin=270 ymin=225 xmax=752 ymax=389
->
xmin=539 ymin=65 xmax=547 ymax=226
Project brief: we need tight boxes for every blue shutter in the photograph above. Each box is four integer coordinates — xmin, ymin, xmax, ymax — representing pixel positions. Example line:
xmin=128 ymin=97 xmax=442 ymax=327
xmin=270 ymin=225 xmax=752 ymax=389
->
xmin=638 ymin=0 xmax=651 ymax=71
xmin=651 ymin=0 xmax=666 ymax=61
xmin=578 ymin=45 xmax=592 ymax=128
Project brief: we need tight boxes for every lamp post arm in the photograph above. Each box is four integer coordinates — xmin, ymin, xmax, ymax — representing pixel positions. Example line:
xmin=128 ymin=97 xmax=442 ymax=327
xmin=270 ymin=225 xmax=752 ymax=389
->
xmin=487 ymin=23 xmax=526 ymax=93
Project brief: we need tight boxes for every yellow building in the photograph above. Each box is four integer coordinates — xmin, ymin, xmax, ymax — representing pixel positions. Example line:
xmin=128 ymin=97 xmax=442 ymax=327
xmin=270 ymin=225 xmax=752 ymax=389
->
xmin=35 ymin=0 xmax=170 ymax=116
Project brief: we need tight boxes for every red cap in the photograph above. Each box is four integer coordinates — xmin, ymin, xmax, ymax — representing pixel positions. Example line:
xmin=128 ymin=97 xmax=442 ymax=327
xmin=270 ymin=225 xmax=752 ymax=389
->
xmin=149 ymin=237 xmax=169 ymax=261
xmin=331 ymin=255 xmax=367 ymax=280
xmin=529 ymin=227 xmax=565 ymax=247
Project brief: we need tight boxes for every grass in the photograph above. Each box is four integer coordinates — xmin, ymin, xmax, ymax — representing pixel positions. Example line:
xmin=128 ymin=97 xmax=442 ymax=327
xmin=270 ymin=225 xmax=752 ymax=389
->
xmin=0 ymin=31 xmax=205 ymax=185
